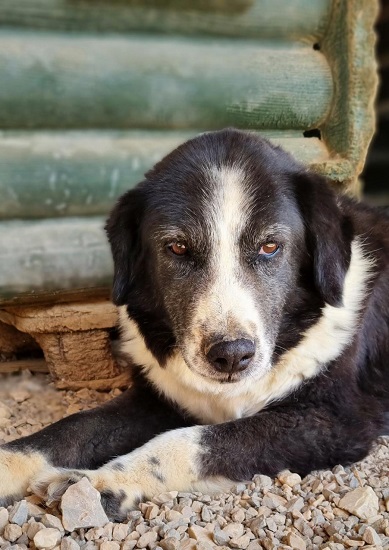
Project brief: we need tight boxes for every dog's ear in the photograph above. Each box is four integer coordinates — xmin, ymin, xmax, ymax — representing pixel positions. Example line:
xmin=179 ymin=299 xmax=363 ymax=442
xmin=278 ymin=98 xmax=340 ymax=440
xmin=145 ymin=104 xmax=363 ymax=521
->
xmin=294 ymin=171 xmax=353 ymax=307
xmin=105 ymin=188 xmax=145 ymax=305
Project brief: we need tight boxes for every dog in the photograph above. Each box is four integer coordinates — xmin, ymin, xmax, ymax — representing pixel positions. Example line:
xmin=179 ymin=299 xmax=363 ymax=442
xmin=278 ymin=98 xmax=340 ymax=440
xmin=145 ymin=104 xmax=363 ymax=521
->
xmin=1 ymin=128 xmax=388 ymax=519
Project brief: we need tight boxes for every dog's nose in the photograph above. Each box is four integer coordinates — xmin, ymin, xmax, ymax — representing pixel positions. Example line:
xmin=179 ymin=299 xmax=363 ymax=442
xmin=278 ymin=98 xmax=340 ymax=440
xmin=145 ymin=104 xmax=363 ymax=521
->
xmin=206 ymin=338 xmax=255 ymax=373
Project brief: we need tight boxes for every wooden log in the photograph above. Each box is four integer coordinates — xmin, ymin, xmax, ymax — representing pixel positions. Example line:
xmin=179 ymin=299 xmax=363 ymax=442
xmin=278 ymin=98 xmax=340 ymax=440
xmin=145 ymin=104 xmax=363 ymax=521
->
xmin=0 ymin=0 xmax=331 ymax=40
xmin=0 ymin=130 xmax=329 ymax=219
xmin=0 ymin=217 xmax=112 ymax=298
xmin=0 ymin=32 xmax=332 ymax=130
xmin=0 ymin=359 xmax=48 ymax=373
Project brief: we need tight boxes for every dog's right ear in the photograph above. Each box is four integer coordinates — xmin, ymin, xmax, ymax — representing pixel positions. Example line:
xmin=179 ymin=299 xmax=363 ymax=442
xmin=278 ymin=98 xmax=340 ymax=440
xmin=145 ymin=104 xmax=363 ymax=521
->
xmin=105 ymin=188 xmax=145 ymax=306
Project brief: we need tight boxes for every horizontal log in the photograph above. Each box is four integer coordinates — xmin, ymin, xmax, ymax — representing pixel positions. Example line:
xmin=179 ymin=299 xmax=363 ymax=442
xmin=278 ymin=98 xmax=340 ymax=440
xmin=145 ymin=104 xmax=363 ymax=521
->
xmin=0 ymin=359 xmax=48 ymax=374
xmin=0 ymin=0 xmax=331 ymax=39
xmin=0 ymin=217 xmax=112 ymax=299
xmin=0 ymin=130 xmax=329 ymax=219
xmin=0 ymin=32 xmax=332 ymax=130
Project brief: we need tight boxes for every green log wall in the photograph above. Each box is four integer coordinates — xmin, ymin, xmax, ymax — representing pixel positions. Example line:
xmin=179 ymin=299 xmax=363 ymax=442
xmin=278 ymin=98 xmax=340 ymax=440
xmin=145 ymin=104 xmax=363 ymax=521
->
xmin=0 ymin=0 xmax=378 ymax=301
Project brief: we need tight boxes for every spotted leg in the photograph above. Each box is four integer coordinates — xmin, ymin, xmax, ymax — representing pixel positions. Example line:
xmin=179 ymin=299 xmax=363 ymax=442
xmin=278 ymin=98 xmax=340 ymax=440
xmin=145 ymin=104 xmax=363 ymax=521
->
xmin=31 ymin=396 xmax=378 ymax=520
xmin=0 ymin=373 xmax=192 ymax=506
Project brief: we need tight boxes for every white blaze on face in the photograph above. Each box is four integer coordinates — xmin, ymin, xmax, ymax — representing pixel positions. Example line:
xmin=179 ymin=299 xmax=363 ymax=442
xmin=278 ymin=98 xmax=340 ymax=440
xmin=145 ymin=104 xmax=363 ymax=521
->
xmin=187 ymin=165 xmax=271 ymax=371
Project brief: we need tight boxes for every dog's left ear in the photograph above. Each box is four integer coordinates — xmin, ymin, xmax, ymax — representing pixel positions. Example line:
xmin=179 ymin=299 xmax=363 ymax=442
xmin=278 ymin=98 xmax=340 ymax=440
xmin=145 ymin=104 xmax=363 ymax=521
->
xmin=294 ymin=171 xmax=353 ymax=307
xmin=105 ymin=187 xmax=145 ymax=306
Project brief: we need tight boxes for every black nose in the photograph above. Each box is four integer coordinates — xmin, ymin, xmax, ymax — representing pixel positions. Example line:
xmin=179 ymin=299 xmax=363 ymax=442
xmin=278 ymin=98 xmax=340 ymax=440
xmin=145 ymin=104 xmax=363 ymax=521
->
xmin=206 ymin=338 xmax=255 ymax=373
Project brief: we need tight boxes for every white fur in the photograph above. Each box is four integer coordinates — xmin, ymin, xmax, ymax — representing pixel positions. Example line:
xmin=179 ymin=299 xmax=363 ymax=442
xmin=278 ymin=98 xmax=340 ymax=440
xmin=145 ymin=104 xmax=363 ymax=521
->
xmin=33 ymin=426 xmax=234 ymax=511
xmin=120 ymin=239 xmax=372 ymax=424
xmin=185 ymin=166 xmax=271 ymax=379
xmin=0 ymin=448 xmax=48 ymax=501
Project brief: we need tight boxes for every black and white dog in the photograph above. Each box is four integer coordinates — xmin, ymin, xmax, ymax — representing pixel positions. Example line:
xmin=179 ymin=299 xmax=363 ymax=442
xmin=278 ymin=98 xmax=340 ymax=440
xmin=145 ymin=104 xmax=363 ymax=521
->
xmin=1 ymin=129 xmax=388 ymax=518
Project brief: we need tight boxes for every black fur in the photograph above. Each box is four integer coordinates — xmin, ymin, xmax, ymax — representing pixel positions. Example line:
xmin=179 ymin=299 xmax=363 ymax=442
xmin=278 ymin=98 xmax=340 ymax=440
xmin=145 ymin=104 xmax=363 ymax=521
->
xmin=1 ymin=129 xmax=389 ymax=502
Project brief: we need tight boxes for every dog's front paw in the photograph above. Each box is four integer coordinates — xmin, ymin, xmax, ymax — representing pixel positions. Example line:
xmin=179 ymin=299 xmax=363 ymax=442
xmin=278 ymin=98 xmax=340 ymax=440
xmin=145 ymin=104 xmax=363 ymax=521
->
xmin=0 ymin=447 xmax=49 ymax=506
xmin=31 ymin=468 xmax=143 ymax=521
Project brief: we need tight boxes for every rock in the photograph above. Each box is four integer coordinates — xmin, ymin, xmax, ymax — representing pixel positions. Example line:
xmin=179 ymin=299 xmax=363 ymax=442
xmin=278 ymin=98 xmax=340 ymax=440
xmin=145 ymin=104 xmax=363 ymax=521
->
xmin=136 ymin=531 xmax=158 ymax=548
xmin=278 ymin=470 xmax=302 ymax=487
xmin=285 ymin=531 xmax=306 ymax=550
xmin=153 ymin=492 xmax=178 ymax=505
xmin=41 ymin=514 xmax=64 ymax=533
xmin=159 ymin=537 xmax=180 ymax=550
xmin=26 ymin=521 xmax=46 ymax=540
xmin=9 ymin=390 xmax=30 ymax=403
xmin=27 ymin=503 xmax=45 ymax=517
xmin=222 ymin=522 xmax=244 ymax=539
xmin=112 ymin=523 xmax=129 ymax=541
xmin=362 ymin=526 xmax=382 ymax=545
xmin=285 ymin=498 xmax=304 ymax=512
xmin=60 ymin=477 xmax=109 ymax=531
xmin=3 ymin=525 xmax=23 ymax=543
xmin=230 ymin=534 xmax=251 ymax=549
xmin=100 ymin=543 xmax=120 ymax=550
xmin=0 ymin=403 xmax=11 ymax=418
xmin=231 ymin=509 xmax=245 ymax=523
xmin=338 ymin=487 xmax=379 ymax=520
xmin=9 ymin=501 xmax=28 ymax=526
xmin=212 ymin=526 xmax=230 ymax=546
xmin=253 ymin=475 xmax=273 ymax=489
xmin=0 ymin=508 xmax=9 ymax=533
xmin=188 ymin=525 xmax=212 ymax=543
xmin=61 ymin=538 xmax=80 ymax=550
xmin=33 ymin=528 xmax=61 ymax=549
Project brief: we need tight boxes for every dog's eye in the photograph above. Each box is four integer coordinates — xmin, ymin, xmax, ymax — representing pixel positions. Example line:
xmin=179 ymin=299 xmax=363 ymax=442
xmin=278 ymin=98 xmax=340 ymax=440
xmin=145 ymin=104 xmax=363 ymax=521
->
xmin=259 ymin=243 xmax=279 ymax=256
xmin=169 ymin=241 xmax=188 ymax=256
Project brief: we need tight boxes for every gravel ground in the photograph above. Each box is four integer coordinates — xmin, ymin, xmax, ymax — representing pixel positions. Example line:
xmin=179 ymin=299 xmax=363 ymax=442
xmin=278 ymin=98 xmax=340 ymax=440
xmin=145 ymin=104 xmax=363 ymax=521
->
xmin=0 ymin=371 xmax=389 ymax=550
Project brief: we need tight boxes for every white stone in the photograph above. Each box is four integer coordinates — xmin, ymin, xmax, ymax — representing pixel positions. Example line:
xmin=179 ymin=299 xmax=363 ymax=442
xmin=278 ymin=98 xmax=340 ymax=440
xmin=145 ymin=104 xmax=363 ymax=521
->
xmin=9 ymin=500 xmax=28 ymax=526
xmin=0 ymin=508 xmax=9 ymax=533
xmin=3 ymin=524 xmax=23 ymax=542
xmin=136 ymin=531 xmax=158 ymax=548
xmin=278 ymin=470 xmax=302 ymax=487
xmin=338 ymin=487 xmax=379 ymax=520
xmin=42 ymin=514 xmax=64 ymax=533
xmin=0 ymin=403 xmax=11 ymax=419
xmin=60 ymin=477 xmax=109 ymax=531
xmin=286 ymin=531 xmax=306 ymax=550
xmin=61 ymin=537 xmax=80 ymax=550
xmin=34 ymin=528 xmax=62 ymax=549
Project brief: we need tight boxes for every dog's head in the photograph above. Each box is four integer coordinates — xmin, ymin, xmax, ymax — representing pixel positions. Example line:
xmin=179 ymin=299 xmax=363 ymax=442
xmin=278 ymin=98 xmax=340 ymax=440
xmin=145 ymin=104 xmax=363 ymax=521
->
xmin=106 ymin=129 xmax=352 ymax=384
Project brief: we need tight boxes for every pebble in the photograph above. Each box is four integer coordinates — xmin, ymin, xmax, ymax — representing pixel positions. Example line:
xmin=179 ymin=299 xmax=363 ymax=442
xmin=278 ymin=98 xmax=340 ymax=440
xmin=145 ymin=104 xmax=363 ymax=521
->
xmin=362 ymin=525 xmax=382 ymax=545
xmin=212 ymin=526 xmax=230 ymax=546
xmin=136 ymin=531 xmax=158 ymax=548
xmin=277 ymin=470 xmax=302 ymax=487
xmin=0 ymin=508 xmax=9 ymax=533
xmin=230 ymin=534 xmax=251 ymax=548
xmin=61 ymin=537 xmax=80 ymax=550
xmin=33 ymin=528 xmax=62 ymax=549
xmin=100 ymin=542 xmax=120 ymax=550
xmin=222 ymin=522 xmax=244 ymax=539
xmin=0 ymin=403 xmax=11 ymax=419
xmin=338 ymin=487 xmax=379 ymax=520
xmin=285 ymin=531 xmax=306 ymax=550
xmin=9 ymin=501 xmax=28 ymax=526
xmin=60 ymin=477 xmax=109 ymax=531
xmin=3 ymin=524 xmax=23 ymax=542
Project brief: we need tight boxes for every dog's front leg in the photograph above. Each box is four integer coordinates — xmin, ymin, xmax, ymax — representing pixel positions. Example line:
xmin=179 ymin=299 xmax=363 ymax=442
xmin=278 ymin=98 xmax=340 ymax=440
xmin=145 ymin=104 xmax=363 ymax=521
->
xmin=0 ymin=375 xmax=192 ymax=506
xmin=32 ymin=401 xmax=378 ymax=520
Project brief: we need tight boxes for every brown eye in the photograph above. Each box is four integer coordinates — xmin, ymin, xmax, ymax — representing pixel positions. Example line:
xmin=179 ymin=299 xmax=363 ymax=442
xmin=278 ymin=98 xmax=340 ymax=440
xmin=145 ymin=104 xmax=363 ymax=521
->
xmin=169 ymin=241 xmax=188 ymax=256
xmin=259 ymin=243 xmax=279 ymax=256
